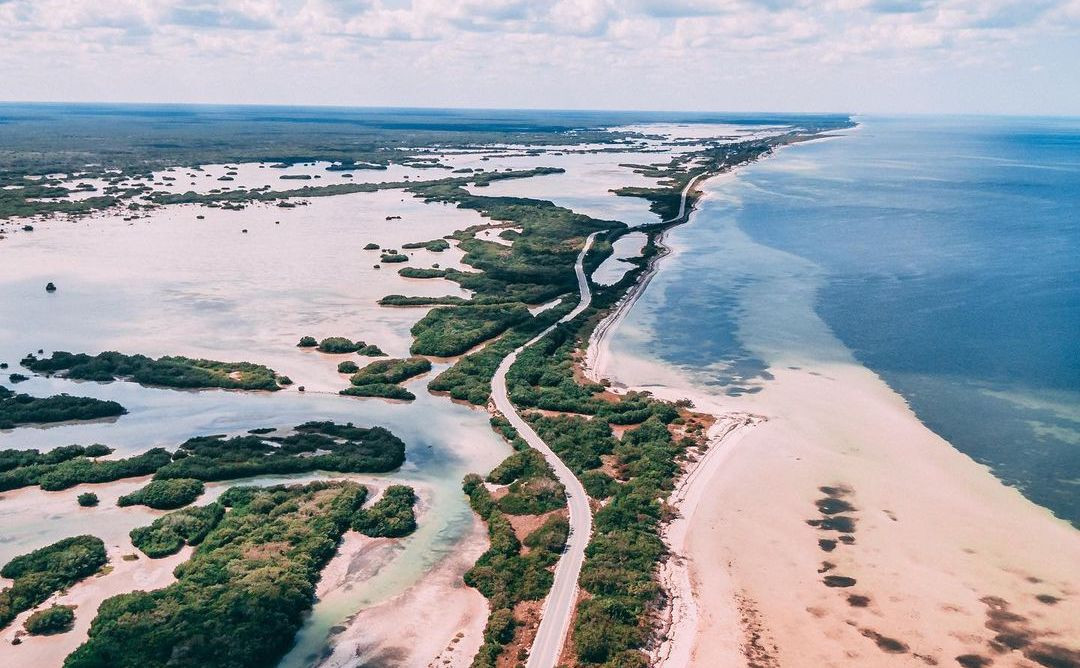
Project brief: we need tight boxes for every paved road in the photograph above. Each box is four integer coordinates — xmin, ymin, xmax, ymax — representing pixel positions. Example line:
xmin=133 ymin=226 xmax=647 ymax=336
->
xmin=491 ymin=232 xmax=597 ymax=668
xmin=492 ymin=174 xmax=703 ymax=668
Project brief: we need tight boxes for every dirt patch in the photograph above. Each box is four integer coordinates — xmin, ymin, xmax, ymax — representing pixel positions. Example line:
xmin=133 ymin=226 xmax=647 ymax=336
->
xmin=507 ymin=508 xmax=567 ymax=545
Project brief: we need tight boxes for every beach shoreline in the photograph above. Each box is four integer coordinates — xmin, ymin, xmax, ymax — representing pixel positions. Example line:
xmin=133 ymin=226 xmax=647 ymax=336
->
xmin=583 ymin=140 xmax=1080 ymax=667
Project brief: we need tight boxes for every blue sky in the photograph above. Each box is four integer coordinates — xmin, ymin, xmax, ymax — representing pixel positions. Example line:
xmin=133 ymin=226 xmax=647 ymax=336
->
xmin=0 ymin=0 xmax=1077 ymax=114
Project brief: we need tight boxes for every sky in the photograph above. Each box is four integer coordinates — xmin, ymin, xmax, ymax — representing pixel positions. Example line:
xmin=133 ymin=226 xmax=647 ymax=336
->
xmin=1 ymin=0 xmax=1078 ymax=115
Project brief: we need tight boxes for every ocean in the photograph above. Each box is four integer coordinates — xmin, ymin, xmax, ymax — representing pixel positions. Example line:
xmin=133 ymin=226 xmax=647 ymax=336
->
xmin=613 ymin=116 xmax=1080 ymax=526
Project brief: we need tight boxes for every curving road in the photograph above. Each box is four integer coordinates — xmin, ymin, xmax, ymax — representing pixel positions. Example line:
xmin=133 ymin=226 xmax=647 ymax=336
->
xmin=491 ymin=232 xmax=597 ymax=668
xmin=491 ymin=173 xmax=703 ymax=668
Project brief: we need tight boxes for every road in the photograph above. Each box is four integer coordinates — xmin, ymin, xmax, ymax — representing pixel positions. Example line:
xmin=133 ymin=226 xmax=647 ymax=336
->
xmin=492 ymin=174 xmax=703 ymax=668
xmin=490 ymin=232 xmax=597 ymax=668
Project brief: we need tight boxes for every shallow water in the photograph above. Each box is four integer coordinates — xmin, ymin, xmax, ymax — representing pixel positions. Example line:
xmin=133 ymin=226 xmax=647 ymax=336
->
xmin=608 ymin=116 xmax=1080 ymax=525
xmin=0 ymin=117 xmax=824 ymax=663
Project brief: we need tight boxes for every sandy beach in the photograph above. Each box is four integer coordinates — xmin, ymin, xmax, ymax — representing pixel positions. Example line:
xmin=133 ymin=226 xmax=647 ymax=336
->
xmin=587 ymin=167 xmax=1080 ymax=667
xmin=313 ymin=514 xmax=490 ymax=668
xmin=0 ymin=544 xmax=191 ymax=666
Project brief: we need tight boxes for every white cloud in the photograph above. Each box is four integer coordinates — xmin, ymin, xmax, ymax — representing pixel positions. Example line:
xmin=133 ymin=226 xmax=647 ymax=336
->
xmin=0 ymin=0 xmax=1075 ymax=113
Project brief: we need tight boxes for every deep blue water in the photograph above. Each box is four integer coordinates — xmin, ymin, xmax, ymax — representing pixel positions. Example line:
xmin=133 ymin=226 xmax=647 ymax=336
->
xmin=644 ymin=116 xmax=1080 ymax=525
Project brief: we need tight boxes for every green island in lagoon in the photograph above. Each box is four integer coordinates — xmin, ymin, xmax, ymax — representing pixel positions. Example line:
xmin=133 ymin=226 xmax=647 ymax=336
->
xmin=1 ymin=4 xmax=1079 ymax=668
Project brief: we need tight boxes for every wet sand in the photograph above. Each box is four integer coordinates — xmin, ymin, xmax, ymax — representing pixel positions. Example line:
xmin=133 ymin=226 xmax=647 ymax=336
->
xmin=0 ymin=544 xmax=191 ymax=665
xmin=313 ymin=514 xmax=490 ymax=668
xmin=588 ymin=178 xmax=1080 ymax=667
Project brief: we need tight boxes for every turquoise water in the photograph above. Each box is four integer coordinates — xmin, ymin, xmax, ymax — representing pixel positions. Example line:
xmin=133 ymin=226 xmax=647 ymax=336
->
xmin=628 ymin=116 xmax=1080 ymax=525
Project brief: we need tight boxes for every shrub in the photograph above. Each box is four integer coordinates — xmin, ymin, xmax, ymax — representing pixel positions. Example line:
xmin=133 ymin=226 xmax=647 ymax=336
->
xmin=77 ymin=492 xmax=99 ymax=507
xmin=337 ymin=361 xmax=359 ymax=374
xmin=411 ymin=304 xmax=531 ymax=357
xmin=0 ymin=535 xmax=107 ymax=629
xmin=296 ymin=336 xmax=317 ymax=348
xmin=24 ymin=604 xmax=75 ymax=635
xmin=351 ymin=485 xmax=417 ymax=537
xmin=66 ymin=482 xmax=366 ymax=668
xmin=21 ymin=351 xmax=283 ymax=391
xmin=118 ymin=478 xmax=204 ymax=510
xmin=0 ymin=387 xmax=126 ymax=429
xmin=129 ymin=503 xmax=225 ymax=558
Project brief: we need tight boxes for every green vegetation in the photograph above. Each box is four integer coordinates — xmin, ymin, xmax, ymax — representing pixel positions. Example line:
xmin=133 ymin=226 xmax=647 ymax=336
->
xmin=380 ymin=252 xmax=409 ymax=263
xmin=24 ymin=604 xmax=76 ymax=635
xmin=308 ymin=337 xmax=386 ymax=356
xmin=0 ymin=445 xmax=172 ymax=493
xmin=352 ymin=485 xmax=418 ymax=537
xmin=339 ymin=384 xmax=415 ymax=400
xmin=0 ymin=536 xmax=107 ymax=629
xmin=77 ymin=492 xmax=99 ymax=507
xmin=118 ymin=478 xmax=205 ymax=510
xmin=462 ymin=474 xmax=569 ymax=668
xmin=363 ymin=243 xmax=380 ymax=250
xmin=411 ymin=304 xmax=531 ymax=357
xmin=129 ymin=503 xmax=225 ymax=558
xmin=22 ymin=351 xmax=285 ymax=391
xmin=348 ymin=357 xmax=431 ymax=385
xmin=379 ymin=294 xmax=467 ymax=306
xmin=154 ymin=421 xmax=405 ymax=481
xmin=574 ymin=418 xmax=687 ymax=664
xmin=0 ymin=386 xmax=126 ymax=429
xmin=398 ymin=267 xmax=447 ymax=279
xmin=507 ymin=324 xmax=678 ymax=425
xmin=0 ymin=422 xmax=406 ymax=496
xmin=297 ymin=336 xmax=317 ymax=347
xmin=316 ymin=336 xmax=358 ymax=353
xmin=487 ymin=448 xmax=566 ymax=515
xmin=340 ymin=357 xmax=431 ymax=401
xmin=401 ymin=238 xmax=450 ymax=252
xmin=337 ymin=360 xmax=359 ymax=374
xmin=66 ymin=482 xmax=366 ymax=668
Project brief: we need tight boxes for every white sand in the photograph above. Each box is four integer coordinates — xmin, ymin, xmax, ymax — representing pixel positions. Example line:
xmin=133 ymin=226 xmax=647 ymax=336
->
xmin=0 ymin=544 xmax=190 ymax=666
xmin=600 ymin=348 xmax=1080 ymax=667
xmin=314 ymin=514 xmax=491 ymax=668
xmin=586 ymin=166 xmax=1080 ymax=667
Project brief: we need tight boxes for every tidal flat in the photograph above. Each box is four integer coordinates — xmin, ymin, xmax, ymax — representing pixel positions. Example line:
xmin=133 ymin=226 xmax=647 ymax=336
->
xmin=0 ymin=115 xmax=763 ymax=666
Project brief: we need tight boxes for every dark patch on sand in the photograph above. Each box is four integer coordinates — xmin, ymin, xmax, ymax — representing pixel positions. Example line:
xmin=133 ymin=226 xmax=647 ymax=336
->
xmin=847 ymin=594 xmax=871 ymax=607
xmin=819 ymin=539 xmax=837 ymax=552
xmin=979 ymin=596 xmax=1080 ymax=667
xmin=818 ymin=561 xmax=836 ymax=573
xmin=807 ymin=515 xmax=857 ymax=533
xmin=860 ymin=628 xmax=909 ymax=654
xmin=736 ymin=593 xmax=780 ymax=668
xmin=816 ymin=497 xmax=856 ymax=515
xmin=955 ymin=655 xmax=993 ymax=667
xmin=1035 ymin=594 xmax=1060 ymax=605
xmin=824 ymin=575 xmax=857 ymax=588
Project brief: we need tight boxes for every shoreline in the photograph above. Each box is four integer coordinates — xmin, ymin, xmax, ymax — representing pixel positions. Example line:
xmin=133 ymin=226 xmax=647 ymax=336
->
xmin=583 ymin=136 xmax=1080 ymax=666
